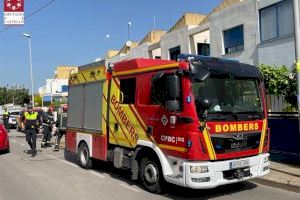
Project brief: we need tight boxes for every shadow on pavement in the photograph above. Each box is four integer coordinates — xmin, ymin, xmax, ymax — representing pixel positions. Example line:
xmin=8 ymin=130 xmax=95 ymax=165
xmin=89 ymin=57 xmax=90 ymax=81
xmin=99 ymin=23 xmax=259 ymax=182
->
xmin=64 ymin=149 xmax=258 ymax=199
xmin=270 ymin=153 xmax=300 ymax=165
xmin=0 ymin=150 xmax=10 ymax=155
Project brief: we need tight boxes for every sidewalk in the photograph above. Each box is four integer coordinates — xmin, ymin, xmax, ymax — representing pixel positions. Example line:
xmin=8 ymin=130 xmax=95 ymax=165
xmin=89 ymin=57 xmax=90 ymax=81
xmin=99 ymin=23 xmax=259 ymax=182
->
xmin=254 ymin=161 xmax=300 ymax=191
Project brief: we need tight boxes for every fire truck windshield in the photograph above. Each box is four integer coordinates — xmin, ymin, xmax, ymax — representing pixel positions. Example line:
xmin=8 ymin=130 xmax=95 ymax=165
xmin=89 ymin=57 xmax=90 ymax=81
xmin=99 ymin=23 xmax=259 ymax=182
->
xmin=192 ymin=74 xmax=263 ymax=121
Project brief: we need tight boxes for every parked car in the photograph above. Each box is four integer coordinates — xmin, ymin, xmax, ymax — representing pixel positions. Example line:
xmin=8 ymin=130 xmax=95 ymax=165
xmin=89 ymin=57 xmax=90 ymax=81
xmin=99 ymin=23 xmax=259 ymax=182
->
xmin=0 ymin=123 xmax=10 ymax=153
xmin=9 ymin=110 xmax=21 ymax=129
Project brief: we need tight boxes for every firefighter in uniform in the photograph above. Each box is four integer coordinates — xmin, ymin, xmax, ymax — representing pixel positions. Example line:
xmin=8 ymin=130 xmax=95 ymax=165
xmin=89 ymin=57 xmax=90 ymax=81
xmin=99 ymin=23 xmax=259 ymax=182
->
xmin=2 ymin=108 xmax=10 ymax=132
xmin=41 ymin=108 xmax=55 ymax=148
xmin=53 ymin=105 xmax=66 ymax=151
xmin=21 ymin=105 xmax=42 ymax=157
xmin=53 ymin=126 xmax=62 ymax=151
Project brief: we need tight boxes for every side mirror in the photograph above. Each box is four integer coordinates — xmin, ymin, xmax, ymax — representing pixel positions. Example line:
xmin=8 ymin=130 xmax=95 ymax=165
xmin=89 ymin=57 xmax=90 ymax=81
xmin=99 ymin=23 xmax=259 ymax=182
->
xmin=197 ymin=99 xmax=211 ymax=130
xmin=196 ymin=98 xmax=211 ymax=121
xmin=167 ymin=75 xmax=180 ymax=99
xmin=166 ymin=75 xmax=181 ymax=112
xmin=198 ymin=98 xmax=211 ymax=111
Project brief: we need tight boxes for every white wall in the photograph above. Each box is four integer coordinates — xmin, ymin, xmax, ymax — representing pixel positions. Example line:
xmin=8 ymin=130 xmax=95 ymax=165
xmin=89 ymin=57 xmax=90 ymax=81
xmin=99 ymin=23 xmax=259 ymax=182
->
xmin=210 ymin=0 xmax=258 ymax=65
xmin=107 ymin=43 xmax=150 ymax=64
xmin=45 ymin=79 xmax=68 ymax=94
xmin=151 ymin=47 xmax=162 ymax=58
xmin=160 ymin=26 xmax=194 ymax=59
xmin=192 ymin=30 xmax=210 ymax=54
xmin=258 ymin=36 xmax=295 ymax=68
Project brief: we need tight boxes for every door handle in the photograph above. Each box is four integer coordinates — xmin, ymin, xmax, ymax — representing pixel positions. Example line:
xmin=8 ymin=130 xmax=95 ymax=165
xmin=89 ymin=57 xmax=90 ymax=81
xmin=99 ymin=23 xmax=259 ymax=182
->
xmin=114 ymin=123 xmax=119 ymax=131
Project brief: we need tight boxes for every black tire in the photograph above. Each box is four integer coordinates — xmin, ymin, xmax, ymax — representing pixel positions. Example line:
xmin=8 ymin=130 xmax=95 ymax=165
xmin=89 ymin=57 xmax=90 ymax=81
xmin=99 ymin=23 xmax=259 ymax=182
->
xmin=139 ymin=156 xmax=165 ymax=194
xmin=77 ymin=142 xmax=92 ymax=169
xmin=1 ymin=147 xmax=10 ymax=154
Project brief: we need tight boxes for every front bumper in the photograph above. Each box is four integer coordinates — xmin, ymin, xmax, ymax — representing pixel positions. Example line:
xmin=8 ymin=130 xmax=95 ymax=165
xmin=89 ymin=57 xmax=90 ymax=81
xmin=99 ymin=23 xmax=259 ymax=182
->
xmin=166 ymin=153 xmax=270 ymax=189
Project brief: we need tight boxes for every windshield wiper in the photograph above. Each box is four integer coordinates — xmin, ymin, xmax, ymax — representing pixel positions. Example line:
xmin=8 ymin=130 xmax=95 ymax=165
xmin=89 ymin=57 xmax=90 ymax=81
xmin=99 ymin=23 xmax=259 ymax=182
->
xmin=207 ymin=115 xmax=227 ymax=121
xmin=207 ymin=112 xmax=237 ymax=121
xmin=233 ymin=111 xmax=263 ymax=120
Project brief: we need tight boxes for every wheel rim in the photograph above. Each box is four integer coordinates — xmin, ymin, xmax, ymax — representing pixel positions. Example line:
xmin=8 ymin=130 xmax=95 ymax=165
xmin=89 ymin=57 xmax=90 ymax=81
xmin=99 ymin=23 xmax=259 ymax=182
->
xmin=80 ymin=147 xmax=88 ymax=166
xmin=144 ymin=162 xmax=158 ymax=184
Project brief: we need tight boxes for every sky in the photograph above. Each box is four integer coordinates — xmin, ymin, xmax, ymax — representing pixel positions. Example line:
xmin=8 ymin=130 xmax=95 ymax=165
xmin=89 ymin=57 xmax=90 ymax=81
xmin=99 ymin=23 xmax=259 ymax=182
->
xmin=0 ymin=0 xmax=222 ymax=93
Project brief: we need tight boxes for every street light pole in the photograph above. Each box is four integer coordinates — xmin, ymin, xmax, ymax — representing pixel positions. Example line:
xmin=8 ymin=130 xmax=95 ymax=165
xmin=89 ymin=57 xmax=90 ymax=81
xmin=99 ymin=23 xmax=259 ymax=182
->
xmin=22 ymin=33 xmax=35 ymax=108
xmin=128 ymin=21 xmax=132 ymax=41
xmin=50 ymin=71 xmax=57 ymax=105
xmin=293 ymin=0 xmax=300 ymax=120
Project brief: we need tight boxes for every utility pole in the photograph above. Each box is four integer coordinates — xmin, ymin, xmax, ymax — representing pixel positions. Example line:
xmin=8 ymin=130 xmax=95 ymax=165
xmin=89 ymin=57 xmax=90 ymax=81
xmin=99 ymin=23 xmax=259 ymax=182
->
xmin=153 ymin=14 xmax=156 ymax=30
xmin=293 ymin=0 xmax=300 ymax=129
xmin=22 ymin=33 xmax=35 ymax=108
xmin=128 ymin=21 xmax=132 ymax=41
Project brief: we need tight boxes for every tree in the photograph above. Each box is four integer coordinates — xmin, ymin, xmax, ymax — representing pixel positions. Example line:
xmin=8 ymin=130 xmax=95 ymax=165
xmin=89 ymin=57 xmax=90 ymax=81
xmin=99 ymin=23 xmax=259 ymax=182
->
xmin=34 ymin=94 xmax=42 ymax=107
xmin=258 ymin=64 xmax=297 ymax=110
xmin=0 ymin=86 xmax=30 ymax=106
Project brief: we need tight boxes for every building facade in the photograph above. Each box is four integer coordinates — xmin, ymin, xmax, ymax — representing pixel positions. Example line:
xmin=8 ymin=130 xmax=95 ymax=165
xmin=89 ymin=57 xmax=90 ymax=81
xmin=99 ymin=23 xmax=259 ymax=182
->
xmin=105 ymin=0 xmax=298 ymax=70
xmin=38 ymin=66 xmax=78 ymax=106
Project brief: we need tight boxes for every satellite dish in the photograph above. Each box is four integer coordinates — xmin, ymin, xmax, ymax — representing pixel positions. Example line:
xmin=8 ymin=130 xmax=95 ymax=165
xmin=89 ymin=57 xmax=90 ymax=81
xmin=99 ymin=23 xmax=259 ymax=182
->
xmin=125 ymin=41 xmax=132 ymax=47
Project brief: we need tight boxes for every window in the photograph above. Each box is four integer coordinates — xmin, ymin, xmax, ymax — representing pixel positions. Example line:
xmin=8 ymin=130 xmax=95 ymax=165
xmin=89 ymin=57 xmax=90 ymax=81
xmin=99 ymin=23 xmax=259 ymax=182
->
xmin=155 ymin=56 xmax=161 ymax=59
xmin=152 ymin=74 xmax=167 ymax=106
xmin=197 ymin=43 xmax=210 ymax=56
xmin=120 ymin=78 xmax=136 ymax=104
xmin=169 ymin=46 xmax=181 ymax=61
xmin=61 ymin=85 xmax=68 ymax=92
xmin=223 ymin=25 xmax=244 ymax=54
xmin=151 ymin=73 xmax=182 ymax=110
xmin=260 ymin=0 xmax=294 ymax=42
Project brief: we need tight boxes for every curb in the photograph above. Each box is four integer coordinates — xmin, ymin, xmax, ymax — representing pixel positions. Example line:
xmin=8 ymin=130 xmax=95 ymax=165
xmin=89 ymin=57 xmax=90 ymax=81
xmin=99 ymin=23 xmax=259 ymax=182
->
xmin=252 ymin=177 xmax=300 ymax=193
xmin=252 ymin=168 xmax=300 ymax=193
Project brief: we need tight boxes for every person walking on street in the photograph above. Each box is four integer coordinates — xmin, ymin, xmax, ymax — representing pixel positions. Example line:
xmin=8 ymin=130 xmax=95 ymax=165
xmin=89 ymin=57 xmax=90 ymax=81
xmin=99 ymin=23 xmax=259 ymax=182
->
xmin=41 ymin=107 xmax=55 ymax=148
xmin=21 ymin=105 xmax=42 ymax=157
xmin=3 ymin=108 xmax=10 ymax=132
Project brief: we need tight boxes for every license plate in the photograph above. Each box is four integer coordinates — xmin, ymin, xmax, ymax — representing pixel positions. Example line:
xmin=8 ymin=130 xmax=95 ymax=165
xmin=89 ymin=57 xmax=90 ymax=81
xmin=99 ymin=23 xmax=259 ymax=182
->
xmin=230 ymin=141 xmax=247 ymax=149
xmin=229 ymin=159 xmax=249 ymax=169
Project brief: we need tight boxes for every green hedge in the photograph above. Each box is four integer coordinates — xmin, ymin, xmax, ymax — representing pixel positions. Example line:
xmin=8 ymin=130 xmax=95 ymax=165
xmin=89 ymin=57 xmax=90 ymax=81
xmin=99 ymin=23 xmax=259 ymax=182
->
xmin=258 ymin=64 xmax=297 ymax=110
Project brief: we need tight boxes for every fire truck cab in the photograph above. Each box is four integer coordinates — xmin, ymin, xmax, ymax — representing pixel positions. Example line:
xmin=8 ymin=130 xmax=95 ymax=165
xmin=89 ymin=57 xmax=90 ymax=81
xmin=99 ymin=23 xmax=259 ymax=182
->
xmin=66 ymin=54 xmax=270 ymax=193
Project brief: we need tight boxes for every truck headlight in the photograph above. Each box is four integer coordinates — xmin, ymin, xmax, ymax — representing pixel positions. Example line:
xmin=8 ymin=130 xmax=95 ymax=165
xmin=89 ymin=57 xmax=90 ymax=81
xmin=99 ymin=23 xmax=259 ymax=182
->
xmin=190 ymin=166 xmax=209 ymax=173
xmin=264 ymin=156 xmax=269 ymax=163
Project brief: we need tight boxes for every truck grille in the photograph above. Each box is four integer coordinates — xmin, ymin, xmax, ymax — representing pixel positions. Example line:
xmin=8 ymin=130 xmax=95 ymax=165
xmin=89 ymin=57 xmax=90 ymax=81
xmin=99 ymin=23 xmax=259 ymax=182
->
xmin=210 ymin=132 xmax=261 ymax=154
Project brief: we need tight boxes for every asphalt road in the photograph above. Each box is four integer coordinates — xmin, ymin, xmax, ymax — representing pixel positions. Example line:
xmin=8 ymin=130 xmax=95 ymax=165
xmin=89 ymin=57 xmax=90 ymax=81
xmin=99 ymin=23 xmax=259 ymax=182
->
xmin=0 ymin=130 xmax=299 ymax=200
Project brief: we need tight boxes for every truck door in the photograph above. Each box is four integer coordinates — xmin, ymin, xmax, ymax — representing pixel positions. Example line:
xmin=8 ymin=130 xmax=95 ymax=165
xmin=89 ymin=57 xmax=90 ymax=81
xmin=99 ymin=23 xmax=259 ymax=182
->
xmin=145 ymin=72 xmax=188 ymax=154
xmin=106 ymin=77 xmax=141 ymax=148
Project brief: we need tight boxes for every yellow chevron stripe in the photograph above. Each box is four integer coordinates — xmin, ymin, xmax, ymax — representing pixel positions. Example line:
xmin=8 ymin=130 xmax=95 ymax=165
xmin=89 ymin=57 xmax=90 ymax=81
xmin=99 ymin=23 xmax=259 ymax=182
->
xmin=113 ymin=63 xmax=179 ymax=76
xmin=202 ymin=127 xmax=217 ymax=160
xmin=130 ymin=106 xmax=147 ymax=131
xmin=158 ymin=144 xmax=187 ymax=152
xmin=296 ymin=62 xmax=300 ymax=73
xmin=259 ymin=119 xmax=267 ymax=153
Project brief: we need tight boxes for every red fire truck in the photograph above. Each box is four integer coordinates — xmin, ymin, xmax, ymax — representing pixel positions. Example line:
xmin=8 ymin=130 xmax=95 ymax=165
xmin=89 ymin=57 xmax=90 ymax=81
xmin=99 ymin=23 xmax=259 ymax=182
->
xmin=65 ymin=54 xmax=270 ymax=193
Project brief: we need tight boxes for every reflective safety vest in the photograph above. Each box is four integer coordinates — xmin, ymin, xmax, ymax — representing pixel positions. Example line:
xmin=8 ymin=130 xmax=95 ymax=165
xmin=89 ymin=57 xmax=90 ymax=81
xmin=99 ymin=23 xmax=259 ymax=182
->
xmin=25 ymin=112 xmax=38 ymax=120
xmin=3 ymin=111 xmax=9 ymax=120
xmin=24 ymin=111 xmax=39 ymax=129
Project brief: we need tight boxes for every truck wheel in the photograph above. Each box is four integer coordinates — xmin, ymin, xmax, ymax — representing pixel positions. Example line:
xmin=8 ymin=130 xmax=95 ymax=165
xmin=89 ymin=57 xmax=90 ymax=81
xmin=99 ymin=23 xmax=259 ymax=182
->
xmin=78 ymin=143 xmax=92 ymax=169
xmin=139 ymin=156 xmax=164 ymax=194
